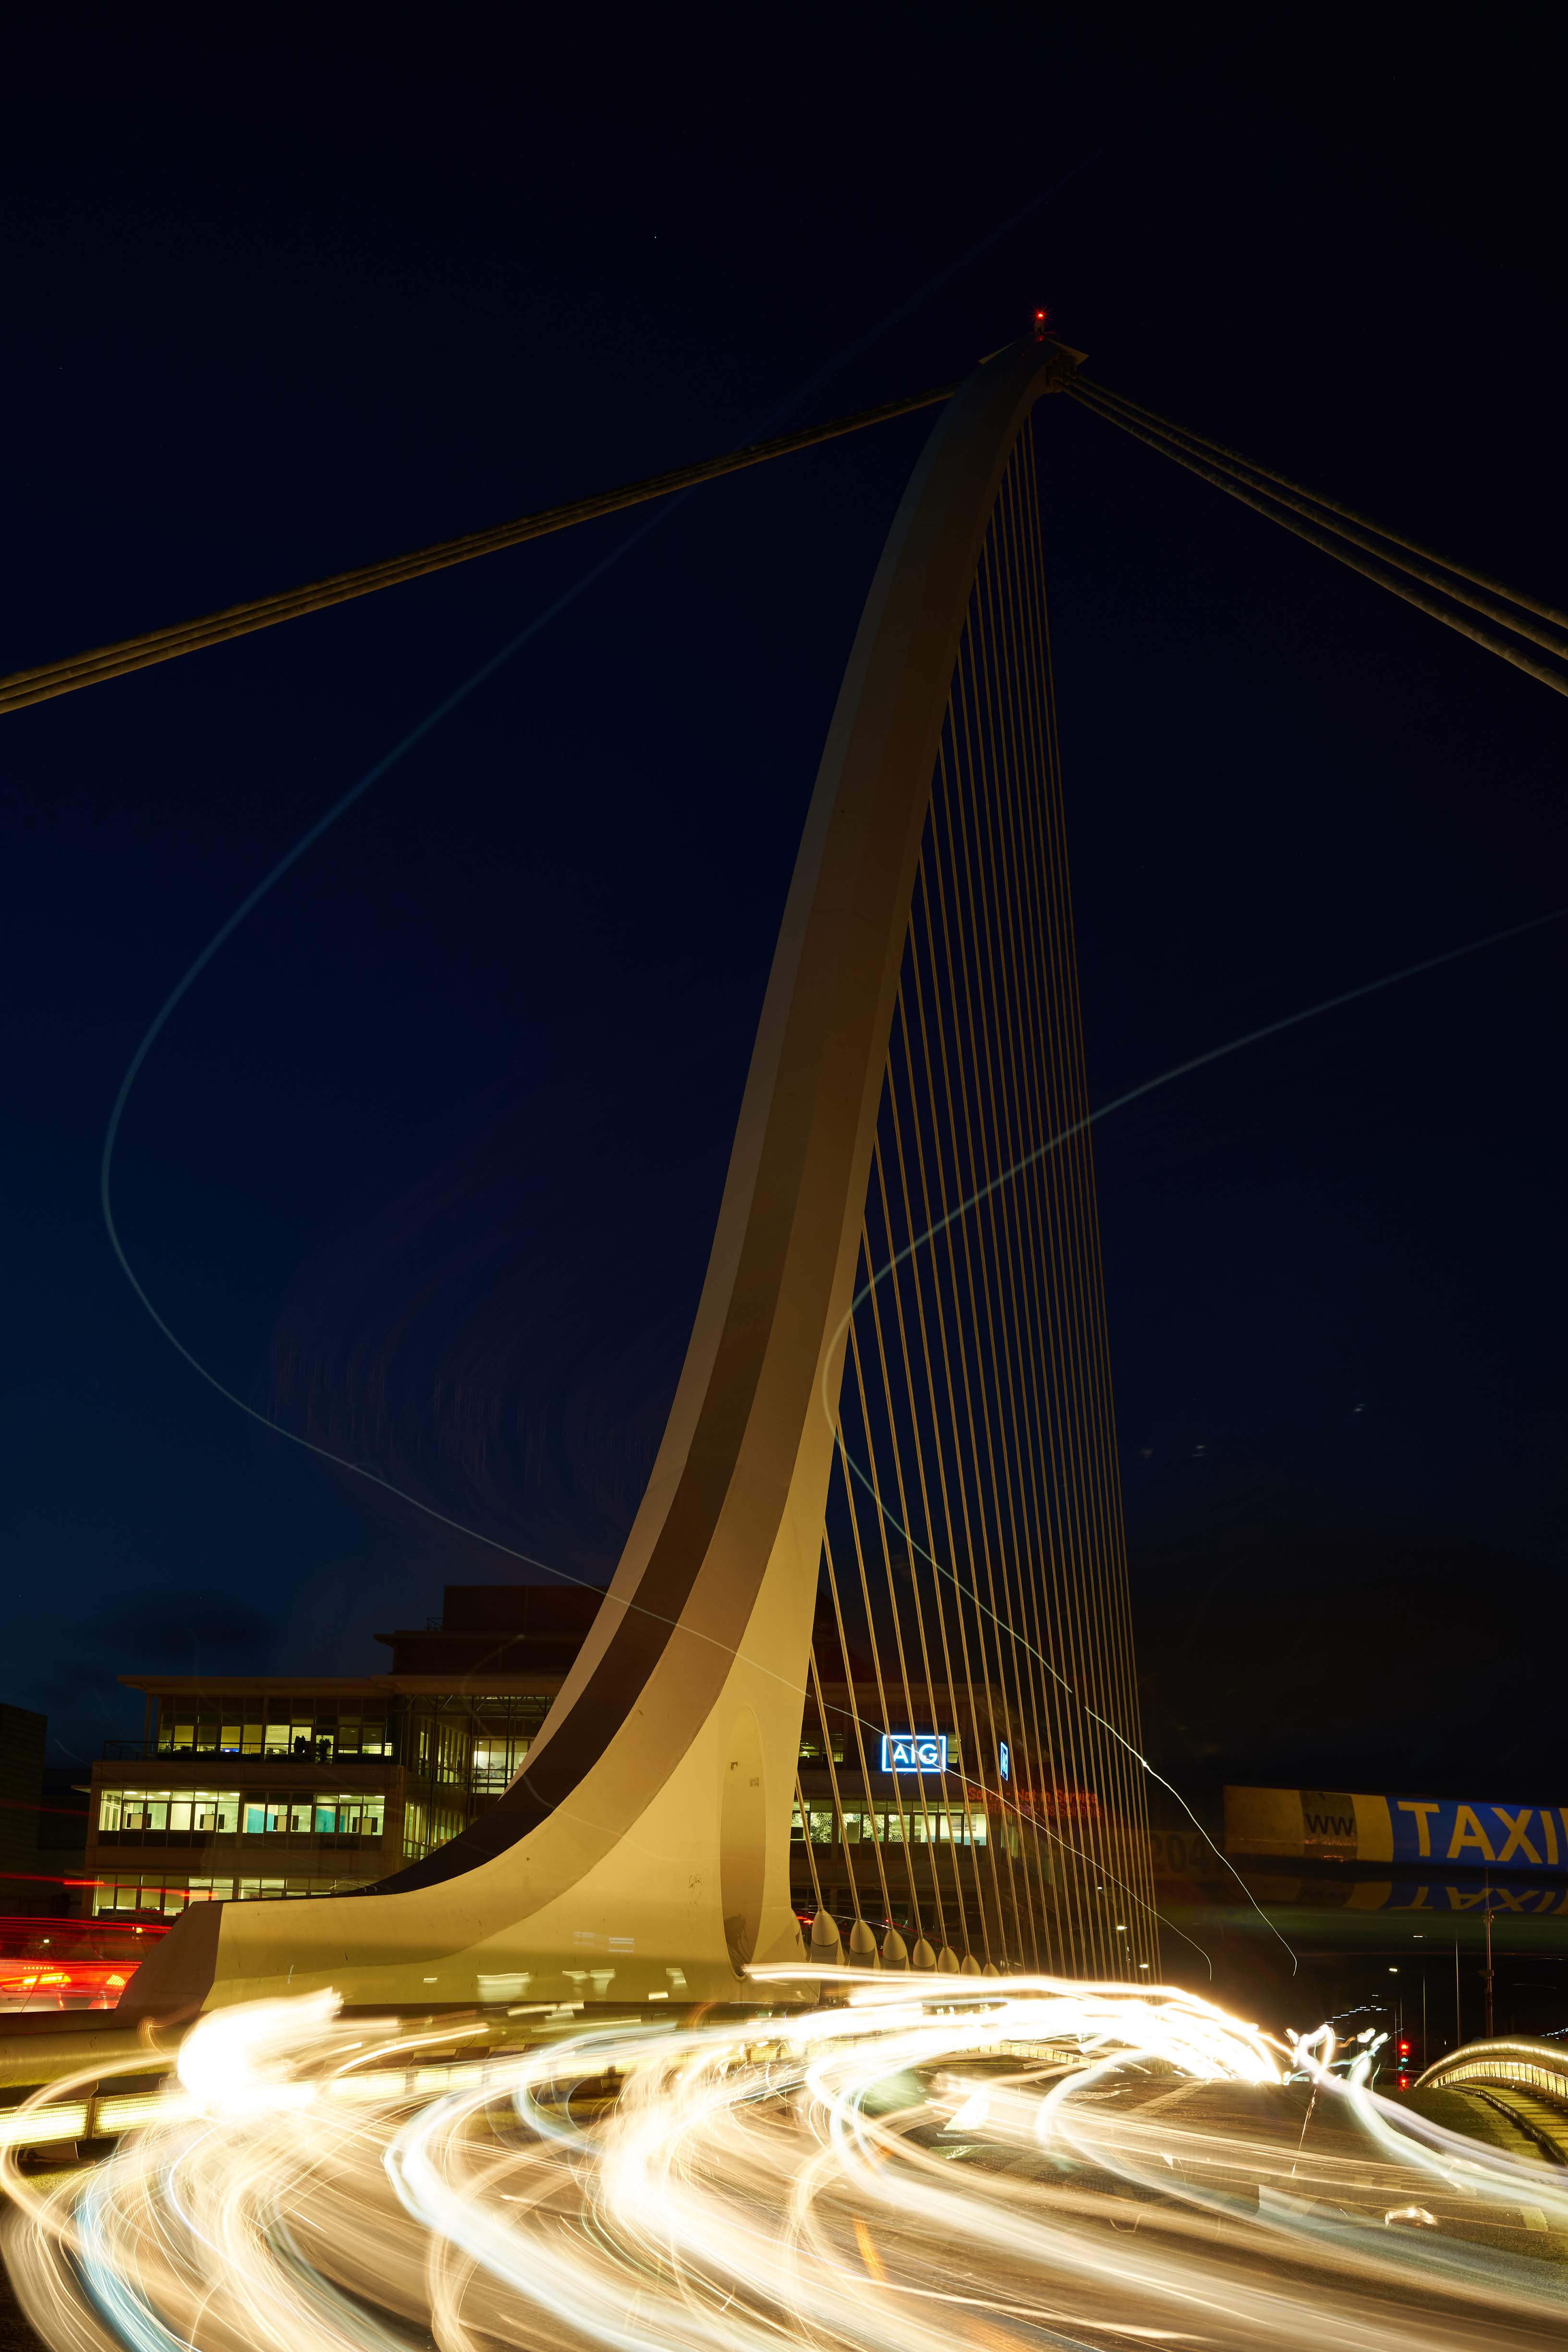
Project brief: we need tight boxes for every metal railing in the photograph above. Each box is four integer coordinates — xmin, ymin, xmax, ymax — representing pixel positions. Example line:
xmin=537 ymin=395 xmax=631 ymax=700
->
xmin=1415 ymin=2037 xmax=1568 ymax=2101
xmin=101 ymin=1737 xmax=393 ymax=1764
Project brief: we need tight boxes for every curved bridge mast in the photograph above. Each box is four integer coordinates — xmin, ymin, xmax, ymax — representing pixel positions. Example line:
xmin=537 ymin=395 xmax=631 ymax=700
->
xmin=125 ymin=335 xmax=1155 ymax=2019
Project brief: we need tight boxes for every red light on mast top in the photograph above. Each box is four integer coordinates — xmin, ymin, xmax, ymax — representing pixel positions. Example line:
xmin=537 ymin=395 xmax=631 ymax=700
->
xmin=1032 ymin=305 xmax=1051 ymax=340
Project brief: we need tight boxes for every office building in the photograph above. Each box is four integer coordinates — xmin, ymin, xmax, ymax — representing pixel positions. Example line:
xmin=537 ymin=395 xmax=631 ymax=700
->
xmin=86 ymin=1586 xmax=598 ymax=1918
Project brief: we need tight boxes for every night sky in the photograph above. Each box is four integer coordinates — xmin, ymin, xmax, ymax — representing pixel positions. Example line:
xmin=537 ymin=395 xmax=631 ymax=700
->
xmin=3 ymin=11 xmax=1564 ymax=1800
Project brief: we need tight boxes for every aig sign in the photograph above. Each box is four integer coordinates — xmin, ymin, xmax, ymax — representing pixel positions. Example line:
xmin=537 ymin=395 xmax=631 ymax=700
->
xmin=880 ymin=1733 xmax=948 ymax=1774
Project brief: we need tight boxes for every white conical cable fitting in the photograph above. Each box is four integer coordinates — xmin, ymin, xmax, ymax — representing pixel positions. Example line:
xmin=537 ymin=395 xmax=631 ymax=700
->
xmin=911 ymin=1937 xmax=937 ymax=1971
xmin=846 ymin=1918 xmax=880 ymax=1968
xmin=809 ymin=1909 xmax=842 ymax=1965
xmin=960 ymin=1954 xmax=983 ymax=1976
xmin=936 ymin=1946 xmax=961 ymax=1974
xmin=981 ymin=1960 xmax=1001 ymax=1977
xmin=881 ymin=1928 xmax=910 ymax=1970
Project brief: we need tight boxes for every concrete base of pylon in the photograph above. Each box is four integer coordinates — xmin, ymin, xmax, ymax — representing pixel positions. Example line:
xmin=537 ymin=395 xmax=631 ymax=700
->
xmin=846 ymin=1917 xmax=880 ymax=1967
xmin=809 ymin=1909 xmax=843 ymax=1967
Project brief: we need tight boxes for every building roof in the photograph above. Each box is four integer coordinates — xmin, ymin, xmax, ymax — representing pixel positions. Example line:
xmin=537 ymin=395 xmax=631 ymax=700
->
xmin=115 ymin=1587 xmax=602 ymax=1699
xmin=116 ymin=1674 xmax=570 ymax=1697
xmin=374 ymin=1584 xmax=602 ymax=1676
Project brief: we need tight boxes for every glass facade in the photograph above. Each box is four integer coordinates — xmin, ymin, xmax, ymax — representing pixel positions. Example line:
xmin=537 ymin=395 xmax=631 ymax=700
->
xmin=791 ymin=1802 xmax=997 ymax=1848
xmin=146 ymin=1696 xmax=947 ymax=1783
xmin=472 ymin=1736 xmax=531 ymax=1793
xmin=84 ymin=1582 xmax=603 ymax=1925
xmin=97 ymin=1790 xmax=386 ymax=1842
xmin=94 ymin=1874 xmax=360 ymax=1916
xmin=789 ymin=1676 xmax=1042 ymax=1946
xmin=401 ymin=1798 xmax=465 ymax=1859
xmin=154 ymin=1703 xmax=395 ymax=1760
xmin=146 ymin=1692 xmax=553 ymax=1789
xmin=89 ymin=1686 xmax=566 ymax=1919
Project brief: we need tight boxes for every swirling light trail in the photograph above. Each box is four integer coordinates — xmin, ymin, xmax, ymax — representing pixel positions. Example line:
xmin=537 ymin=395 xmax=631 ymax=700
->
xmin=5 ymin=1976 xmax=1568 ymax=2352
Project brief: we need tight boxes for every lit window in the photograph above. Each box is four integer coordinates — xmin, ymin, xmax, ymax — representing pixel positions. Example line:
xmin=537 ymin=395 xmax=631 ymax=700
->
xmin=473 ymin=1738 xmax=529 ymax=1791
xmin=332 ymin=1795 xmax=386 ymax=1840
xmin=97 ymin=1789 xmax=240 ymax=1840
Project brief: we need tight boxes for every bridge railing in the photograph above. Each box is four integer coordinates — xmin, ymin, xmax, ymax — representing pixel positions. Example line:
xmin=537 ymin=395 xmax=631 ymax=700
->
xmin=1415 ymin=2037 xmax=1568 ymax=2100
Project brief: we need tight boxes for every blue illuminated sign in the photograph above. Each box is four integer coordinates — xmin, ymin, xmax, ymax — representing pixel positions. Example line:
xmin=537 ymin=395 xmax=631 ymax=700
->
xmin=1389 ymin=1798 xmax=1568 ymax=1870
xmin=880 ymin=1733 xmax=948 ymax=1774
xmin=998 ymin=1741 xmax=1010 ymax=1782
xmin=1228 ymin=1786 xmax=1568 ymax=1874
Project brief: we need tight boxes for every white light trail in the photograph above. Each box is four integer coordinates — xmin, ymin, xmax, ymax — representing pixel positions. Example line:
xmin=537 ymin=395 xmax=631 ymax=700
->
xmin=4 ymin=1975 xmax=1568 ymax=2352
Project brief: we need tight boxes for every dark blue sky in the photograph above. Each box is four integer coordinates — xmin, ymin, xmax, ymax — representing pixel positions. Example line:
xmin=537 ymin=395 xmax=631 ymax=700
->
xmin=2 ymin=9 xmax=1564 ymax=1787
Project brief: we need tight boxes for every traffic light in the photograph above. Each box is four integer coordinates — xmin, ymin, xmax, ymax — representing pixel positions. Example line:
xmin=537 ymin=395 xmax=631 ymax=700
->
xmin=1397 ymin=2037 xmax=1411 ymax=2061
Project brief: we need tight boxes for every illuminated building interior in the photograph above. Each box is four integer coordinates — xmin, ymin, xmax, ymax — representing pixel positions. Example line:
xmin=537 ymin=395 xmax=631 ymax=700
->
xmin=86 ymin=1582 xmax=1096 ymax=1942
xmin=85 ymin=1586 xmax=586 ymax=1918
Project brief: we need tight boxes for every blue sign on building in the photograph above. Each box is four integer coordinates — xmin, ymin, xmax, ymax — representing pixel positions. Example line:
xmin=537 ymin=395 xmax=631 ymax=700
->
xmin=998 ymin=1740 xmax=1011 ymax=1782
xmin=880 ymin=1733 xmax=948 ymax=1774
xmin=1227 ymin=1786 xmax=1568 ymax=1872
xmin=1389 ymin=1799 xmax=1568 ymax=1869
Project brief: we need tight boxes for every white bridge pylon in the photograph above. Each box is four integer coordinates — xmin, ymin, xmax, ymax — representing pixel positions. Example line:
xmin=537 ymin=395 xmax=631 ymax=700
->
xmin=124 ymin=336 xmax=1120 ymax=2020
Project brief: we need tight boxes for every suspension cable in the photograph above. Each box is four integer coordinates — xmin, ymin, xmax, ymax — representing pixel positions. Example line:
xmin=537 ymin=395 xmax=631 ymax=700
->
xmin=1083 ymin=377 xmax=1568 ymax=633
xmin=1067 ymin=376 xmax=1568 ymax=698
xmin=0 ymin=378 xmax=960 ymax=718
